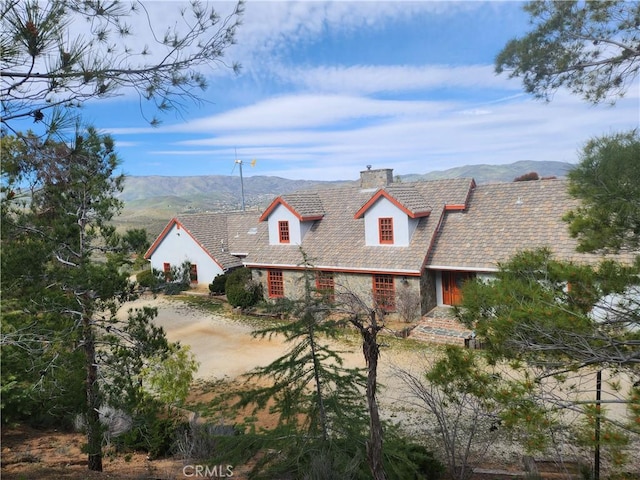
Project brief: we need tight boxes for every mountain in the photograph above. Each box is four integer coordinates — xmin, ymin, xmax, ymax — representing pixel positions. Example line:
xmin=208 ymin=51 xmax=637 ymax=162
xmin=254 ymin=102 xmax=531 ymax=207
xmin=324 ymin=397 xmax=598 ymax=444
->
xmin=114 ymin=160 xmax=573 ymax=237
xmin=401 ymin=160 xmax=572 ymax=184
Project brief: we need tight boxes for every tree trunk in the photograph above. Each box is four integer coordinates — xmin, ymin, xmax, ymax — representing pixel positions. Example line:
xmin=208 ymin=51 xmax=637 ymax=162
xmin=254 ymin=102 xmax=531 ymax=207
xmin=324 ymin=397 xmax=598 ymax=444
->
xmin=308 ymin=321 xmax=329 ymax=441
xmin=362 ymin=310 xmax=387 ymax=480
xmin=83 ymin=315 xmax=103 ymax=472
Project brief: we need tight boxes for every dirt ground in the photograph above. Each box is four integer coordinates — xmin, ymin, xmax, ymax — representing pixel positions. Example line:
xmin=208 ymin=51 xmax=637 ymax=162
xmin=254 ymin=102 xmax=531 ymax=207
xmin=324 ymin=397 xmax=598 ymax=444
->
xmin=2 ymin=294 xmax=635 ymax=479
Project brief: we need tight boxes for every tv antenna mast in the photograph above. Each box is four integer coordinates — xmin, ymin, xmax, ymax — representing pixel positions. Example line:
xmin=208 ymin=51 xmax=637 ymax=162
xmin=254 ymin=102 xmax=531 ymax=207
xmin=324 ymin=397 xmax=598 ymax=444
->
xmin=231 ymin=149 xmax=256 ymax=212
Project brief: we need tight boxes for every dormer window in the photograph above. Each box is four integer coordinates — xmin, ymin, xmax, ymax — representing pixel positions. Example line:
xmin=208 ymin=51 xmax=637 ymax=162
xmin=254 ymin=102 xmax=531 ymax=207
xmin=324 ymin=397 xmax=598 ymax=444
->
xmin=279 ymin=220 xmax=290 ymax=243
xmin=378 ymin=217 xmax=394 ymax=244
xmin=355 ymin=186 xmax=431 ymax=247
xmin=260 ymin=194 xmax=325 ymax=246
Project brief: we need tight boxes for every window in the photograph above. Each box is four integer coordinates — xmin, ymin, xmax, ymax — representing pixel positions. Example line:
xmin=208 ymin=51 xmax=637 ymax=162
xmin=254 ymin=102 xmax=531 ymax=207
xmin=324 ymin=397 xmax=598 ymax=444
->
xmin=190 ymin=264 xmax=198 ymax=284
xmin=315 ymin=271 xmax=335 ymax=302
xmin=373 ymin=274 xmax=395 ymax=311
xmin=279 ymin=221 xmax=290 ymax=243
xmin=163 ymin=262 xmax=172 ymax=281
xmin=268 ymin=270 xmax=284 ymax=298
xmin=378 ymin=217 xmax=394 ymax=244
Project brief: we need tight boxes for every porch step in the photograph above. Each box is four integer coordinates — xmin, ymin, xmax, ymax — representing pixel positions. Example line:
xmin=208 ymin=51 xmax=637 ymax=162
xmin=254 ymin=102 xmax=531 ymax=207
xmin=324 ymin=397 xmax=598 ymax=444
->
xmin=409 ymin=308 xmax=472 ymax=346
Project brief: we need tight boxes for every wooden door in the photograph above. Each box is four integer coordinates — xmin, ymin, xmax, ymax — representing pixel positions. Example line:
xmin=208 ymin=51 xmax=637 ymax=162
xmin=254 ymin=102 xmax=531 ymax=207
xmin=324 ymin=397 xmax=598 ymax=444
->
xmin=442 ymin=271 xmax=473 ymax=306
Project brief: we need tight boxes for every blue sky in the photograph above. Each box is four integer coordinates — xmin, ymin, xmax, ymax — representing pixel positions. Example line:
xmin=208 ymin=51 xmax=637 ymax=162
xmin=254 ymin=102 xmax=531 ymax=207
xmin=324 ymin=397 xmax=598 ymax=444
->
xmin=79 ymin=1 xmax=638 ymax=181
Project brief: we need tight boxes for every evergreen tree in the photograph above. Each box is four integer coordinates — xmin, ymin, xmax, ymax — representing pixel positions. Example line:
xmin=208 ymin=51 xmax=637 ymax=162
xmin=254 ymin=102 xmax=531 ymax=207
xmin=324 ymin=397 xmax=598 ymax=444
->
xmin=1 ymin=128 xmax=197 ymax=471
xmin=564 ymin=130 xmax=640 ymax=253
xmin=1 ymin=0 xmax=243 ymax=134
xmin=496 ymin=1 xmax=640 ymax=104
xmin=238 ymin=252 xmax=368 ymax=478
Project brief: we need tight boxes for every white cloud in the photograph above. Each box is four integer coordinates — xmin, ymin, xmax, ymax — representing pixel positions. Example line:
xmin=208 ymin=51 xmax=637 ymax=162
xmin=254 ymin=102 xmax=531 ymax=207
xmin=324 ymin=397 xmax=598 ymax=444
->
xmin=174 ymin=93 xmax=451 ymax=132
xmin=272 ymin=64 xmax=520 ymax=94
xmin=141 ymin=86 xmax=639 ymax=180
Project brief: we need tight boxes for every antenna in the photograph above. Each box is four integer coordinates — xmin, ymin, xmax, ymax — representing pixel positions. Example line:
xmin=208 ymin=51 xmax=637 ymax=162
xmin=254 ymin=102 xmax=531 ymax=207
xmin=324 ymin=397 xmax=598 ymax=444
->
xmin=232 ymin=149 xmax=257 ymax=212
xmin=233 ymin=148 xmax=245 ymax=212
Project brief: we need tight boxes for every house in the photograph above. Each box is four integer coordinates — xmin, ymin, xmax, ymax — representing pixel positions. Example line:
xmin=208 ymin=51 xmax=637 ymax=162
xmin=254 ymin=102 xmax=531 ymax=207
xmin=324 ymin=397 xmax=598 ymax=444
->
xmin=144 ymin=212 xmax=258 ymax=288
xmin=244 ymin=168 xmax=475 ymax=316
xmin=145 ymin=167 xmax=626 ymax=344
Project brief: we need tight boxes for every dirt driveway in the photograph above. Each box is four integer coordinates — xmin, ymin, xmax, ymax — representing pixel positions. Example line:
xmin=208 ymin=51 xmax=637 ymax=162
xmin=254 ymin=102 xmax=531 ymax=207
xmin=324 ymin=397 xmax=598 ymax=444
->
xmin=119 ymin=295 xmax=420 ymax=403
xmin=119 ymin=296 xmax=296 ymax=379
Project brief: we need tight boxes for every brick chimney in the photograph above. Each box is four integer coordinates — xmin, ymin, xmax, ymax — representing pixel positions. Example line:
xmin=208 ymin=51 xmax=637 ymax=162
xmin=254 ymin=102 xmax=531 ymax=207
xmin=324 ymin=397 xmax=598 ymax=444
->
xmin=360 ymin=166 xmax=393 ymax=189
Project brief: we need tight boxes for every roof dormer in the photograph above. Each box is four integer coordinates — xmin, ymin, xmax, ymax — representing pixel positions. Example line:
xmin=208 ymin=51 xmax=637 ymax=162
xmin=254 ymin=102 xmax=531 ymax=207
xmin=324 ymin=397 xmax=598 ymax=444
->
xmin=355 ymin=186 xmax=431 ymax=247
xmin=259 ymin=193 xmax=324 ymax=245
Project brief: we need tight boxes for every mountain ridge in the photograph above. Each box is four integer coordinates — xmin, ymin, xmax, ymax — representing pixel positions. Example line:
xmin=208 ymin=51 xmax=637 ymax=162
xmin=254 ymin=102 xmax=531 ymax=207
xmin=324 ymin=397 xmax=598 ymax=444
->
xmin=115 ymin=160 xmax=573 ymax=237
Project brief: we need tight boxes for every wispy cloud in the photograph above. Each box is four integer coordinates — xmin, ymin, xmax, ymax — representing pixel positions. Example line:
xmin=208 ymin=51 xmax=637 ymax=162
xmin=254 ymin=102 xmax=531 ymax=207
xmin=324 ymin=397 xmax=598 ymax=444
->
xmin=272 ymin=64 xmax=520 ymax=94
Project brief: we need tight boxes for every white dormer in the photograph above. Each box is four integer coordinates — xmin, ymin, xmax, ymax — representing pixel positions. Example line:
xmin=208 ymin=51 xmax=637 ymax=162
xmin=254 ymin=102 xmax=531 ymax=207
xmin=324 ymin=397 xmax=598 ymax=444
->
xmin=259 ymin=194 xmax=325 ymax=246
xmin=354 ymin=187 xmax=431 ymax=247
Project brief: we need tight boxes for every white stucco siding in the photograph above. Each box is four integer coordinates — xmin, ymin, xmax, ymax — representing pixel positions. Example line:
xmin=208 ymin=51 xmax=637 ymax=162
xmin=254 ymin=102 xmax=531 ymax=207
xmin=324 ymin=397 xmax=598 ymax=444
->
xmin=363 ymin=198 xmax=411 ymax=246
xmin=268 ymin=204 xmax=302 ymax=245
xmin=148 ymin=224 xmax=224 ymax=284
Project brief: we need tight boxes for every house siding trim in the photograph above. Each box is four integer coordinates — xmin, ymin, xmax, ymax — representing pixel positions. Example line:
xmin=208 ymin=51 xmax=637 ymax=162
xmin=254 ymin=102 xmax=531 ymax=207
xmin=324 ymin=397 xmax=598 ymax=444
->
xmin=427 ymin=265 xmax=499 ymax=273
xmin=244 ymin=263 xmax=422 ymax=276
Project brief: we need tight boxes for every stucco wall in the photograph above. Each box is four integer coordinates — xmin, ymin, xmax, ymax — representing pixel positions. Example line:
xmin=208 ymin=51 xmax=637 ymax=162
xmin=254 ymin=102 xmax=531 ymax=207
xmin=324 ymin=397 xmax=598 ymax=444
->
xmin=267 ymin=204 xmax=302 ymax=245
xmin=363 ymin=197 xmax=417 ymax=247
xmin=148 ymin=223 xmax=224 ymax=285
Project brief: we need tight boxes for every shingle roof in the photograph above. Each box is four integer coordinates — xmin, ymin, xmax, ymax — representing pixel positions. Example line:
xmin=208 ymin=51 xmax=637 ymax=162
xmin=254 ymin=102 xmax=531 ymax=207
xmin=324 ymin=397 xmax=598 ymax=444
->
xmin=385 ymin=185 xmax=433 ymax=216
xmin=226 ymin=212 xmax=262 ymax=256
xmin=280 ymin=193 xmax=325 ymax=218
xmin=259 ymin=193 xmax=325 ymax=222
xmin=245 ymin=178 xmax=475 ymax=273
xmin=428 ymin=179 xmax=616 ymax=270
xmin=354 ymin=185 xmax=432 ymax=219
xmin=176 ymin=213 xmax=244 ymax=270
xmin=146 ymin=212 xmax=261 ymax=271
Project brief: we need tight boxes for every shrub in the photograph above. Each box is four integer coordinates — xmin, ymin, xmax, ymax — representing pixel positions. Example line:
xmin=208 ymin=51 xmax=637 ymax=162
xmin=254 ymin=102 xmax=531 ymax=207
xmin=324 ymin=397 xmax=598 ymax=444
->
xmin=136 ymin=269 xmax=159 ymax=289
xmin=226 ymin=282 xmax=262 ymax=309
xmin=396 ymin=285 xmax=421 ymax=323
xmin=514 ymin=171 xmax=539 ymax=182
xmin=225 ymin=268 xmax=262 ymax=308
xmin=163 ymin=282 xmax=189 ymax=295
xmin=209 ymin=273 xmax=227 ymax=295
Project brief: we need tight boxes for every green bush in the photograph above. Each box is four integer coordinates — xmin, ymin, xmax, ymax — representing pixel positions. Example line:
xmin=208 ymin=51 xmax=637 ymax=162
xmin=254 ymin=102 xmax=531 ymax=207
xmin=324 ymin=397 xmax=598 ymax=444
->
xmin=136 ymin=269 xmax=159 ymax=289
xmin=209 ymin=273 xmax=227 ymax=295
xmin=224 ymin=267 xmax=252 ymax=289
xmin=226 ymin=282 xmax=262 ymax=309
xmin=163 ymin=281 xmax=189 ymax=295
xmin=225 ymin=268 xmax=262 ymax=308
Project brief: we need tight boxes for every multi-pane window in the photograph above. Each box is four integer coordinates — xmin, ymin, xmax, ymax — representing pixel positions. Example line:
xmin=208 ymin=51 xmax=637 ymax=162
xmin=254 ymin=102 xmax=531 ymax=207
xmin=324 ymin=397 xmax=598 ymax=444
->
xmin=373 ymin=274 xmax=395 ymax=311
xmin=315 ymin=271 xmax=335 ymax=302
xmin=279 ymin=221 xmax=290 ymax=243
xmin=163 ymin=262 xmax=172 ymax=281
xmin=268 ymin=270 xmax=284 ymax=298
xmin=378 ymin=217 xmax=394 ymax=244
xmin=190 ymin=264 xmax=198 ymax=284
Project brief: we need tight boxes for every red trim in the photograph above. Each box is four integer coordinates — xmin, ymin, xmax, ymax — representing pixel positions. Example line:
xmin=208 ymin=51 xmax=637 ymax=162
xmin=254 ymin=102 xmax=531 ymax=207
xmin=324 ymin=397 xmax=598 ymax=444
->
xmin=378 ymin=217 xmax=394 ymax=244
xmin=315 ymin=271 xmax=335 ymax=301
xmin=267 ymin=270 xmax=284 ymax=298
xmin=445 ymin=204 xmax=466 ymax=211
xmin=278 ymin=220 xmax=290 ymax=243
xmin=246 ymin=264 xmax=421 ymax=277
xmin=354 ymin=190 xmax=431 ymax=219
xmin=259 ymin=197 xmax=324 ymax=222
xmin=373 ymin=274 xmax=395 ymax=311
xmin=144 ymin=218 xmax=179 ymax=259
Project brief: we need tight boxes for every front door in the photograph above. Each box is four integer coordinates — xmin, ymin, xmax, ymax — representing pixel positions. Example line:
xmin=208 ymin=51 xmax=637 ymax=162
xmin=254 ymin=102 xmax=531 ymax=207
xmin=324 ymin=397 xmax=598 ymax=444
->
xmin=442 ymin=271 xmax=474 ymax=306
